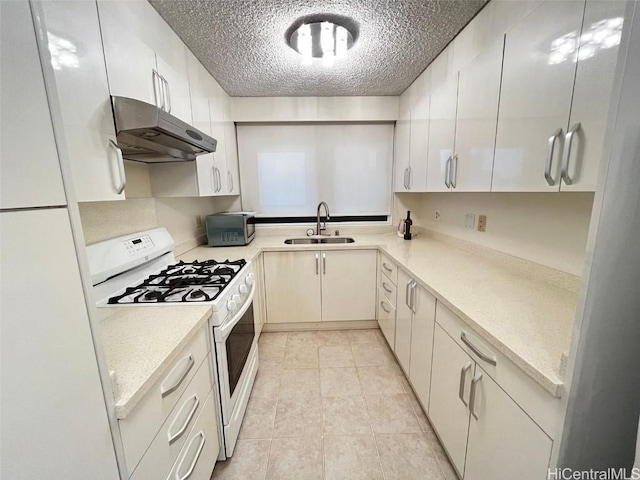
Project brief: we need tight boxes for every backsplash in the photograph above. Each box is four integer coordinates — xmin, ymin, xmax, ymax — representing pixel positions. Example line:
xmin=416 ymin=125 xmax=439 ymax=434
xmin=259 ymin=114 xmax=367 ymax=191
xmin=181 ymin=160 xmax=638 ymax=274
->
xmin=394 ymin=192 xmax=595 ymax=276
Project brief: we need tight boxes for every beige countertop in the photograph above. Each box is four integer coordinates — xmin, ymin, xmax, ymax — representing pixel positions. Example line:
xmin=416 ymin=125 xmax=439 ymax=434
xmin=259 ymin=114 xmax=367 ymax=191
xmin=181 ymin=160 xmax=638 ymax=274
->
xmin=97 ymin=305 xmax=212 ymax=419
xmin=179 ymin=233 xmax=579 ymax=397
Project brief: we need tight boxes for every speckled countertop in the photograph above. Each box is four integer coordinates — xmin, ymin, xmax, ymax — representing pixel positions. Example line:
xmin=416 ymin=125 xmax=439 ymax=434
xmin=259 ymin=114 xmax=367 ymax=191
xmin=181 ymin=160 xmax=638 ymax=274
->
xmin=179 ymin=233 xmax=579 ymax=397
xmin=97 ymin=305 xmax=212 ymax=418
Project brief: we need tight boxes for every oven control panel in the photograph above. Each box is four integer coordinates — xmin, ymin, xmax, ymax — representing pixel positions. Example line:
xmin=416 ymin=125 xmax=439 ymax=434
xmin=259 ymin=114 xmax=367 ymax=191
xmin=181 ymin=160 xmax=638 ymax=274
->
xmin=122 ymin=235 xmax=155 ymax=255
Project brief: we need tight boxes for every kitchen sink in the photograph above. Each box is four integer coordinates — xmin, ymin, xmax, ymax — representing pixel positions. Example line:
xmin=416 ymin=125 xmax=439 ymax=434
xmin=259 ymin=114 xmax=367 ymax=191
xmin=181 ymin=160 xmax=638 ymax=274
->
xmin=284 ymin=237 xmax=355 ymax=245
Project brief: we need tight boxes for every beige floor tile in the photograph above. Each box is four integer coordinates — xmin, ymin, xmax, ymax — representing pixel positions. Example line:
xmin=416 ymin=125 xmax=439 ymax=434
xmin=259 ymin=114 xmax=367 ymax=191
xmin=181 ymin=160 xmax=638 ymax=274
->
xmin=431 ymin=439 xmax=459 ymax=480
xmin=376 ymin=433 xmax=444 ymax=480
xmin=259 ymin=332 xmax=288 ymax=349
xmin=317 ymin=330 xmax=351 ymax=346
xmin=324 ymin=435 xmax=383 ymax=480
xmin=365 ymin=394 xmax=422 ymax=434
xmin=211 ymin=439 xmax=271 ymax=480
xmin=284 ymin=345 xmax=319 ymax=369
xmin=319 ymin=345 xmax=356 ymax=368
xmin=266 ymin=436 xmax=323 ymax=480
xmin=320 ymin=367 xmax=362 ymax=397
xmin=279 ymin=368 xmax=320 ymax=398
xmin=347 ymin=329 xmax=384 ymax=345
xmin=405 ymin=389 xmax=439 ymax=441
xmin=238 ymin=396 xmax=277 ymax=439
xmin=351 ymin=343 xmax=396 ymax=367
xmin=322 ymin=396 xmax=372 ymax=435
xmin=251 ymin=370 xmax=282 ymax=399
xmin=259 ymin=349 xmax=285 ymax=373
xmin=286 ymin=331 xmax=318 ymax=348
xmin=357 ymin=366 xmax=405 ymax=395
xmin=273 ymin=395 xmax=322 ymax=438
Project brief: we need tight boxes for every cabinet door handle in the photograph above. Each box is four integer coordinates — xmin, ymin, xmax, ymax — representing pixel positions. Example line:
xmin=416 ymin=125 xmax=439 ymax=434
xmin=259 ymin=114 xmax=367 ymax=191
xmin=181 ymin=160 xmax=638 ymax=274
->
xmin=175 ymin=431 xmax=206 ymax=480
xmin=315 ymin=253 xmax=319 ymax=275
xmin=228 ymin=171 xmax=233 ymax=192
xmin=403 ymin=167 xmax=409 ymax=190
xmin=460 ymin=331 xmax=497 ymax=366
xmin=444 ymin=156 xmax=452 ymax=188
xmin=382 ymin=282 xmax=393 ymax=294
xmin=450 ymin=154 xmax=458 ymax=189
xmin=561 ymin=122 xmax=581 ymax=186
xmin=161 ymin=354 xmax=194 ymax=397
xmin=210 ymin=166 xmax=217 ymax=192
xmin=469 ymin=373 xmax=483 ymax=420
xmin=167 ymin=395 xmax=200 ymax=445
xmin=410 ymin=281 xmax=417 ymax=313
xmin=152 ymin=69 xmax=164 ymax=109
xmin=382 ymin=262 xmax=393 ymax=273
xmin=458 ymin=362 xmax=472 ymax=407
xmin=405 ymin=280 xmax=413 ymax=309
xmin=544 ymin=128 xmax=563 ymax=186
xmin=322 ymin=252 xmax=326 ymax=275
xmin=380 ymin=301 xmax=391 ymax=314
xmin=108 ymin=139 xmax=126 ymax=195
xmin=160 ymin=74 xmax=171 ymax=113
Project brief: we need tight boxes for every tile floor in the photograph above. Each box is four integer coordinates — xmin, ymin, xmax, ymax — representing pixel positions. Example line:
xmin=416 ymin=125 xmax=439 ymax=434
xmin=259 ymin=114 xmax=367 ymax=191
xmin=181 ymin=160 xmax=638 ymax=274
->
xmin=212 ymin=329 xmax=457 ymax=480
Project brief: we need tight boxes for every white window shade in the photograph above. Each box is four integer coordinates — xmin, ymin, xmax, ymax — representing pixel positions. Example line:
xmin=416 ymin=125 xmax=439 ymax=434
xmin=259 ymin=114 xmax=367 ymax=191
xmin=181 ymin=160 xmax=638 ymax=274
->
xmin=237 ymin=123 xmax=394 ymax=217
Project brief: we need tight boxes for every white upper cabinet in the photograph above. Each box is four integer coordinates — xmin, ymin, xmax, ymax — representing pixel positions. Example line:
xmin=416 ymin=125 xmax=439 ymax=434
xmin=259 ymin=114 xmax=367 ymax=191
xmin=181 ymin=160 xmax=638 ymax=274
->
xmin=393 ymin=109 xmax=411 ymax=192
xmin=492 ymin=1 xmax=586 ymax=191
xmin=561 ymin=0 xmax=626 ymax=191
xmin=154 ymin=32 xmax=193 ymax=125
xmin=223 ymin=112 xmax=241 ymax=195
xmin=426 ymin=73 xmax=459 ymax=192
xmin=0 ymin=1 xmax=66 ymax=209
xmin=453 ymin=37 xmax=504 ymax=192
xmin=40 ymin=1 xmax=125 ymax=203
xmin=408 ymin=91 xmax=430 ymax=192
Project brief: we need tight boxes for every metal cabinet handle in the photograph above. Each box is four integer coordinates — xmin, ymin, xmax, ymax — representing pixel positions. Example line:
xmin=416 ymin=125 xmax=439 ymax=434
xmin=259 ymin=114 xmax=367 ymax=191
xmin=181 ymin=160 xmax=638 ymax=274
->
xmin=444 ymin=156 xmax=452 ymax=188
xmin=544 ymin=128 xmax=563 ymax=186
xmin=152 ymin=69 xmax=163 ymax=109
xmin=382 ymin=263 xmax=393 ymax=273
xmin=460 ymin=331 xmax=496 ymax=366
xmin=561 ymin=122 xmax=581 ymax=186
xmin=315 ymin=253 xmax=319 ymax=275
xmin=458 ymin=362 xmax=472 ymax=407
xmin=175 ymin=431 xmax=206 ymax=480
xmin=407 ymin=166 xmax=412 ymax=189
xmin=210 ymin=166 xmax=217 ymax=192
xmin=382 ymin=282 xmax=393 ymax=294
xmin=469 ymin=373 xmax=483 ymax=420
xmin=450 ymin=154 xmax=458 ymax=189
xmin=160 ymin=74 xmax=171 ymax=113
xmin=380 ymin=301 xmax=391 ymax=314
xmin=213 ymin=167 xmax=221 ymax=192
xmin=161 ymin=354 xmax=194 ymax=398
xmin=403 ymin=167 xmax=409 ymax=190
xmin=167 ymin=395 xmax=200 ymax=445
xmin=108 ymin=139 xmax=126 ymax=194
xmin=228 ymin=171 xmax=233 ymax=192
xmin=322 ymin=252 xmax=326 ymax=274
xmin=409 ymin=281 xmax=417 ymax=313
xmin=405 ymin=280 xmax=413 ymax=309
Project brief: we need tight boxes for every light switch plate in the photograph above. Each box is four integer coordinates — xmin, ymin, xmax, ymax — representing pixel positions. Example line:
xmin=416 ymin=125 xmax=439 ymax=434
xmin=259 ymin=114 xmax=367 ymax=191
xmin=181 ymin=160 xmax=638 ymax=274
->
xmin=465 ymin=214 xmax=475 ymax=229
xmin=478 ymin=215 xmax=487 ymax=232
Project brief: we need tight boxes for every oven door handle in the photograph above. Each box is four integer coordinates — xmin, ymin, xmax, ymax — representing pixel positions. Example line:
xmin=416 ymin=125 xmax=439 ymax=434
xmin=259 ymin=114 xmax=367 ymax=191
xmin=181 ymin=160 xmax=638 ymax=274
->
xmin=214 ymin=281 xmax=256 ymax=343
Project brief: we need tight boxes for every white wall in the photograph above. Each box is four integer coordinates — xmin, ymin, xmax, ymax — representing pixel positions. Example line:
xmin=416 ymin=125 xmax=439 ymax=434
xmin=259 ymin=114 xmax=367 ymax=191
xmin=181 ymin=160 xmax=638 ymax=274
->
xmin=394 ymin=192 xmax=594 ymax=276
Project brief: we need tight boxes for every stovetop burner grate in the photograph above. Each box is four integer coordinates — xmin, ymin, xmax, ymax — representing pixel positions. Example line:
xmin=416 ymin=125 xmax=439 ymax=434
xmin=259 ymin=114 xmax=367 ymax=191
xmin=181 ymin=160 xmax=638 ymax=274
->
xmin=107 ymin=259 xmax=246 ymax=305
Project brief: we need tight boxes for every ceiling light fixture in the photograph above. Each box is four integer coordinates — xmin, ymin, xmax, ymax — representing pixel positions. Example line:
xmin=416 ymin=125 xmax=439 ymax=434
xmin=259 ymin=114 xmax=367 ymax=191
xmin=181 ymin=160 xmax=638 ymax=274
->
xmin=288 ymin=19 xmax=355 ymax=66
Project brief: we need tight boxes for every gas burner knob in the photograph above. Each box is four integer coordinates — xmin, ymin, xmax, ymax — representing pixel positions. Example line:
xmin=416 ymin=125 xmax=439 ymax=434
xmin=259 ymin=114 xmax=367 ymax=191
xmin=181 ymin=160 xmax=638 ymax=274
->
xmin=245 ymin=273 xmax=255 ymax=286
xmin=231 ymin=294 xmax=240 ymax=304
xmin=226 ymin=299 xmax=237 ymax=312
xmin=238 ymin=284 xmax=248 ymax=294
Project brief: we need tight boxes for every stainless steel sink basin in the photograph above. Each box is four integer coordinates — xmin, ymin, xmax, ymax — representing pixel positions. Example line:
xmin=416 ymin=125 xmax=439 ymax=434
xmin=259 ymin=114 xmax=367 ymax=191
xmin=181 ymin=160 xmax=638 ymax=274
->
xmin=284 ymin=237 xmax=355 ymax=245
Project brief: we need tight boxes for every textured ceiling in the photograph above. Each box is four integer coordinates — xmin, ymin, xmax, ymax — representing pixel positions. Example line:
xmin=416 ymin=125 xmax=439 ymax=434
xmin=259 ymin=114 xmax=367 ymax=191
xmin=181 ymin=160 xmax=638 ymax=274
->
xmin=149 ymin=0 xmax=488 ymax=97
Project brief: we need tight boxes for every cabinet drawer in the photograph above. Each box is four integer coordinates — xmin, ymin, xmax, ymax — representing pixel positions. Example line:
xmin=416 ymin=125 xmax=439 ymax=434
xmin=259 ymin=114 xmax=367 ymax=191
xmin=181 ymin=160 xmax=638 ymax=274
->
xmin=435 ymin=303 xmax=562 ymax=437
xmin=120 ymin=327 xmax=210 ymax=474
xmin=165 ymin=389 xmax=220 ymax=480
xmin=377 ymin=273 xmax=397 ymax=308
xmin=130 ymin=359 xmax=213 ymax=480
xmin=377 ymin=289 xmax=396 ymax=350
xmin=378 ymin=252 xmax=398 ymax=286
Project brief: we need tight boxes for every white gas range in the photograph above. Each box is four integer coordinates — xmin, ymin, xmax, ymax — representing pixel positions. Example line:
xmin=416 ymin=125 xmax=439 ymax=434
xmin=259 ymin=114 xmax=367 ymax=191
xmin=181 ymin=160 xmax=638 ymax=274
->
xmin=87 ymin=227 xmax=258 ymax=459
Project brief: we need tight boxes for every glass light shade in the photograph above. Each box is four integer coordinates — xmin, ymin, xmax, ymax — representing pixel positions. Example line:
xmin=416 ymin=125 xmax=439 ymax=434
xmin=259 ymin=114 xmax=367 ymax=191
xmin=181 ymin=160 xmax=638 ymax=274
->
xmin=289 ymin=21 xmax=355 ymax=61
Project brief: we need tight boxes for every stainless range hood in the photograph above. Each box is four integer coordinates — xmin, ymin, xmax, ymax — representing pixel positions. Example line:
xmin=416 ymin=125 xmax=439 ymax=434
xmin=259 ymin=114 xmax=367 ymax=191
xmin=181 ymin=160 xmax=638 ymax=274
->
xmin=111 ymin=96 xmax=216 ymax=163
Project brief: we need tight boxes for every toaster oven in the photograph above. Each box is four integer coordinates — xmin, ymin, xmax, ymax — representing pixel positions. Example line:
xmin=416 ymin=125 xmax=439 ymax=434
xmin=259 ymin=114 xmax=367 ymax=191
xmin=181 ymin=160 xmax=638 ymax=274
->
xmin=206 ymin=212 xmax=256 ymax=246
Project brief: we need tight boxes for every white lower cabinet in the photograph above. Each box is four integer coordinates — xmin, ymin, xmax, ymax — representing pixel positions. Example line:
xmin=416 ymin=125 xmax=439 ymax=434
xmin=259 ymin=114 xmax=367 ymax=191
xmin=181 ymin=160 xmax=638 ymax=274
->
xmin=377 ymin=292 xmax=396 ymax=349
xmin=395 ymin=270 xmax=414 ymax=373
xmin=264 ymin=250 xmax=377 ymax=323
xmin=408 ymin=283 xmax=436 ymax=411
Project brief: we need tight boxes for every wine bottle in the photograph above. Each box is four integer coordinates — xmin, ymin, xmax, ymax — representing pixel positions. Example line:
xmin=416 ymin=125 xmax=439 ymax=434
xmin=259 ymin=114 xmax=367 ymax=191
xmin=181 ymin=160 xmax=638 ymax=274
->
xmin=403 ymin=211 xmax=413 ymax=240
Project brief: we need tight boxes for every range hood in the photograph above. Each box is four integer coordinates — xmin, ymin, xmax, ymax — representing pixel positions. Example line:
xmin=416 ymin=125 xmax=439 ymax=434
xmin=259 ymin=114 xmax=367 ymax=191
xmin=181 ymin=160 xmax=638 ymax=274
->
xmin=111 ymin=96 xmax=216 ymax=163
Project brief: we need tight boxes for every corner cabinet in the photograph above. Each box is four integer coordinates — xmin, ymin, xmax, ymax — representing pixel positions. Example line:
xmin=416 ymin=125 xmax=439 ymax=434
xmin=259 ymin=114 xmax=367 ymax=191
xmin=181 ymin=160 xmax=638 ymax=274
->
xmin=263 ymin=250 xmax=377 ymax=323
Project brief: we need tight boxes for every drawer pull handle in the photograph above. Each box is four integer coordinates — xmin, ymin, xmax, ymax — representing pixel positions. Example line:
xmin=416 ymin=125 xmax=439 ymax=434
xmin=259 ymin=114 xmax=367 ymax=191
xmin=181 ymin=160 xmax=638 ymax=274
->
xmin=168 ymin=394 xmax=200 ymax=445
xmin=458 ymin=362 xmax=472 ymax=407
xmin=382 ymin=282 xmax=393 ymax=294
xmin=175 ymin=431 xmax=206 ymax=480
xmin=382 ymin=262 xmax=393 ymax=272
xmin=470 ymin=373 xmax=483 ymax=420
xmin=380 ymin=302 xmax=391 ymax=314
xmin=161 ymin=354 xmax=195 ymax=398
xmin=460 ymin=332 xmax=496 ymax=366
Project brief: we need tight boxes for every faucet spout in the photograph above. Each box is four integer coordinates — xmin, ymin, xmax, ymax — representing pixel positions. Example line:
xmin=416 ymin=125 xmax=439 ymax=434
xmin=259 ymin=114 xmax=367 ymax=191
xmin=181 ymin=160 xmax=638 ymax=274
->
xmin=316 ymin=201 xmax=330 ymax=236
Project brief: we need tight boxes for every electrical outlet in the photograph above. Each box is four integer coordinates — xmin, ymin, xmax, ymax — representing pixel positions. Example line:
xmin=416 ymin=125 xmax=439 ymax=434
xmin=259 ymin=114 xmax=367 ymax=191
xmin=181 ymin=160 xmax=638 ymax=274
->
xmin=195 ymin=216 xmax=202 ymax=228
xmin=434 ymin=209 xmax=442 ymax=222
xmin=478 ymin=215 xmax=487 ymax=232
xmin=465 ymin=213 xmax=475 ymax=229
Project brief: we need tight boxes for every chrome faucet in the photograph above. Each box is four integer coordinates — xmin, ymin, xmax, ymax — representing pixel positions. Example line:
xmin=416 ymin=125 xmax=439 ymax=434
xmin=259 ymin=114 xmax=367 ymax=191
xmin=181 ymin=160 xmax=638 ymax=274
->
xmin=316 ymin=201 xmax=330 ymax=236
